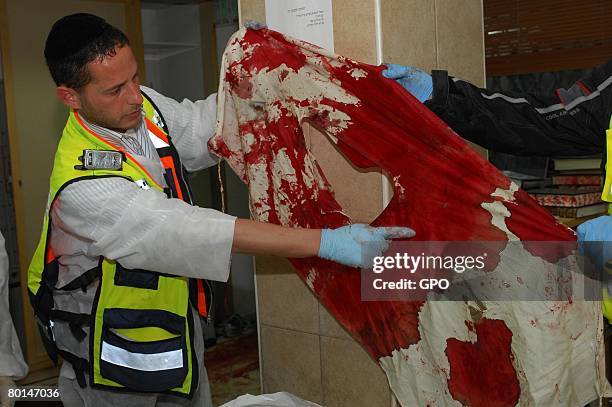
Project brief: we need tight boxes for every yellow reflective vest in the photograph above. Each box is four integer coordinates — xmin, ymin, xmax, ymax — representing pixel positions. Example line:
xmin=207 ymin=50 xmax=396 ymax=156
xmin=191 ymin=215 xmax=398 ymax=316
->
xmin=600 ymin=115 xmax=612 ymax=322
xmin=28 ymin=93 xmax=205 ymax=397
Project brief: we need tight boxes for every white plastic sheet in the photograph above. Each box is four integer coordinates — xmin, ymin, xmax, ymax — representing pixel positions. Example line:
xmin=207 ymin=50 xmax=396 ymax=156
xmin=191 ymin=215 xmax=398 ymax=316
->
xmin=220 ymin=392 xmax=322 ymax=407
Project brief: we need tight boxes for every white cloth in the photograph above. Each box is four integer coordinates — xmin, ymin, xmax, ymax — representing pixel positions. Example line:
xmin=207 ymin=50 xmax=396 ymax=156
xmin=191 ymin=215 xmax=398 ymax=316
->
xmin=50 ymin=88 xmax=235 ymax=394
xmin=220 ymin=392 xmax=322 ymax=407
xmin=0 ymin=232 xmax=28 ymax=379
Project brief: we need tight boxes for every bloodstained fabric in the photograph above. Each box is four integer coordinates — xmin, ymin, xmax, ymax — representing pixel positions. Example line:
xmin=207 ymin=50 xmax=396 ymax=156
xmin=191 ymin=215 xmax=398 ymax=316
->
xmin=210 ymin=28 xmax=607 ymax=406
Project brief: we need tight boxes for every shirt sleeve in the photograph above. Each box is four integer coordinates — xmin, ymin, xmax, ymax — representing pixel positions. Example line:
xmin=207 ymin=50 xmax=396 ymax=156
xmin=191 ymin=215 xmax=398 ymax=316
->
xmin=140 ymin=85 xmax=219 ymax=172
xmin=424 ymin=59 xmax=612 ymax=157
xmin=0 ymin=232 xmax=28 ymax=378
xmin=51 ymin=177 xmax=236 ymax=281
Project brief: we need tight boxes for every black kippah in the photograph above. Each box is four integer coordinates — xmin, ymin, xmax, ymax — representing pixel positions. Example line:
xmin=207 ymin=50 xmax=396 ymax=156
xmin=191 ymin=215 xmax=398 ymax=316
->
xmin=44 ymin=13 xmax=111 ymax=60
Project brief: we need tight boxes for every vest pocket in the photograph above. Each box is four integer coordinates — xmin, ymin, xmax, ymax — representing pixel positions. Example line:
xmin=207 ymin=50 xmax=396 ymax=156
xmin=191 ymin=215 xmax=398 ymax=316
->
xmin=98 ymin=308 xmax=188 ymax=392
xmin=114 ymin=263 xmax=160 ymax=290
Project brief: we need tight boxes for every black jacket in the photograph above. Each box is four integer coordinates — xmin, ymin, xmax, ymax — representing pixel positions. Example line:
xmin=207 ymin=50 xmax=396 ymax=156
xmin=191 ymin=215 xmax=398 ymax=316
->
xmin=424 ymin=59 xmax=612 ymax=158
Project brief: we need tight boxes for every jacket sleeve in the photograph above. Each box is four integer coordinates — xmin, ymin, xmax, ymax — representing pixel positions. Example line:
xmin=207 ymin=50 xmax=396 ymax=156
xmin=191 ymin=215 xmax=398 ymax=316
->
xmin=51 ymin=177 xmax=236 ymax=281
xmin=140 ymin=85 xmax=219 ymax=172
xmin=424 ymin=59 xmax=612 ymax=157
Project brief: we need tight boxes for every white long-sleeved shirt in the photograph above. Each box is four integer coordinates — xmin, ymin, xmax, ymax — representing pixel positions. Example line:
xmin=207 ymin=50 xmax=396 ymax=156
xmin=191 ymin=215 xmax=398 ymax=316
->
xmin=50 ymin=87 xmax=236 ymax=380
xmin=0 ymin=231 xmax=28 ymax=378
xmin=51 ymin=86 xmax=236 ymax=287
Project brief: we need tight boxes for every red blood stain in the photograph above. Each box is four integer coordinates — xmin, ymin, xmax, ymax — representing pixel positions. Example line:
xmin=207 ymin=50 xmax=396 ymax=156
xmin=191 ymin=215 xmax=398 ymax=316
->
xmin=233 ymin=29 xmax=307 ymax=76
xmin=446 ymin=318 xmax=520 ymax=407
xmin=210 ymin=28 xmax=577 ymax=391
xmin=504 ymin=189 xmax=576 ymax=262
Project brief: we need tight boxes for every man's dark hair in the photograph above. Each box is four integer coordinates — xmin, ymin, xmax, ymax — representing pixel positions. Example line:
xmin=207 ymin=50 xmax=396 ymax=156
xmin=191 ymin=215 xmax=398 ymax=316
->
xmin=44 ymin=13 xmax=129 ymax=88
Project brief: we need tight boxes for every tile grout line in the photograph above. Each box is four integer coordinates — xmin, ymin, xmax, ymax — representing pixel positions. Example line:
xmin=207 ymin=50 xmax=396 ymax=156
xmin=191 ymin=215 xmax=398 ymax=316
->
xmin=319 ymin=311 xmax=325 ymax=405
xmin=434 ymin=0 xmax=440 ymax=69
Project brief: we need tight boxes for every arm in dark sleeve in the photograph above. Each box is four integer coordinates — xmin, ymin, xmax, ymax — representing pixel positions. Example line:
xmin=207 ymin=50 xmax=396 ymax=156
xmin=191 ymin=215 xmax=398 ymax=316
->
xmin=424 ymin=59 xmax=612 ymax=157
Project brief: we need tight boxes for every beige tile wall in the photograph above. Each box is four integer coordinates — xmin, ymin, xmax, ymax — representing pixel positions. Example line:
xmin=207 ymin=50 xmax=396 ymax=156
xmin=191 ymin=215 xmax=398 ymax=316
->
xmin=260 ymin=325 xmax=323 ymax=403
xmin=331 ymin=0 xmax=378 ymax=64
xmin=381 ymin=0 xmax=485 ymax=86
xmin=256 ymin=256 xmax=319 ymax=334
xmin=238 ymin=0 xmax=266 ymax=26
xmin=434 ymin=0 xmax=487 ymax=156
xmin=381 ymin=0 xmax=437 ymax=70
xmin=435 ymin=0 xmax=486 ymax=86
xmin=321 ymin=336 xmax=392 ymax=407
xmin=238 ymin=1 xmax=485 ymax=405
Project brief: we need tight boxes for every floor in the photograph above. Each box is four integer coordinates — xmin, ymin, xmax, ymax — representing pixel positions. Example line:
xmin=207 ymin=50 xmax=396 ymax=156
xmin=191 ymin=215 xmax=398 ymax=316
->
xmin=205 ymin=333 xmax=261 ymax=405
xmin=17 ymin=333 xmax=261 ymax=406
xmin=16 ymin=331 xmax=612 ymax=406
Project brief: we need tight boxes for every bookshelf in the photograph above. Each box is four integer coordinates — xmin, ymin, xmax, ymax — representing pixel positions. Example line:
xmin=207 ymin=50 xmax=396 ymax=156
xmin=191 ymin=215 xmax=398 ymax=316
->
xmin=504 ymin=156 xmax=606 ymax=228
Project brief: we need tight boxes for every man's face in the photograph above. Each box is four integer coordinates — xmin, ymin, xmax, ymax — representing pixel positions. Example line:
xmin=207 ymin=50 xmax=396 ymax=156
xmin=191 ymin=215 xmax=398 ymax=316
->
xmin=76 ymin=45 xmax=143 ymax=132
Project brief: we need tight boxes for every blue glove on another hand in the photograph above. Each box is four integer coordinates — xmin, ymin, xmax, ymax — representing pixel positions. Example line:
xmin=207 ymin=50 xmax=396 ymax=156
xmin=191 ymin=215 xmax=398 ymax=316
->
xmin=318 ymin=224 xmax=415 ymax=268
xmin=576 ymin=214 xmax=612 ymax=280
xmin=382 ymin=63 xmax=433 ymax=103
xmin=577 ymin=215 xmax=612 ymax=242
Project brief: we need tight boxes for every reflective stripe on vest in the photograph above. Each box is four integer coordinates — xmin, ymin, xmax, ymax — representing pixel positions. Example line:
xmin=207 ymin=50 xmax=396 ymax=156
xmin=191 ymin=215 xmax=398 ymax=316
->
xmin=101 ymin=341 xmax=184 ymax=371
xmin=598 ymin=114 xmax=612 ymax=322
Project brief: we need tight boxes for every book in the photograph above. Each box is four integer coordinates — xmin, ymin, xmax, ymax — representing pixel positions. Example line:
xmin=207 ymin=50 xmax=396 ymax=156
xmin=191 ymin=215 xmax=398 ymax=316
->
xmin=552 ymin=175 xmax=603 ymax=186
xmin=528 ymin=185 xmax=602 ymax=207
xmin=534 ymin=192 xmax=601 ymax=207
xmin=528 ymin=185 xmax=601 ymax=195
xmin=546 ymin=203 xmax=608 ymax=218
xmin=502 ymin=170 xmax=549 ymax=190
xmin=553 ymin=157 xmax=601 ymax=171
xmin=552 ymin=168 xmax=602 ymax=175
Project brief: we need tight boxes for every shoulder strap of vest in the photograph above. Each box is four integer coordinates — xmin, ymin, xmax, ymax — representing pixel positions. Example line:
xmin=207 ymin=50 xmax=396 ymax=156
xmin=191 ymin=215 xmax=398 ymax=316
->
xmin=140 ymin=91 xmax=211 ymax=317
xmin=140 ymin=91 xmax=196 ymax=204
xmin=142 ymin=90 xmax=170 ymax=135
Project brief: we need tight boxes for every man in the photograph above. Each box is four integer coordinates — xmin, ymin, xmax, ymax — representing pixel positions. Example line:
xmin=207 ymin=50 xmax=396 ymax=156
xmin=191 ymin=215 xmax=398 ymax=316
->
xmin=0 ymin=231 xmax=28 ymax=407
xmin=30 ymin=14 xmax=414 ymax=407
xmin=383 ymin=61 xmax=612 ymax=314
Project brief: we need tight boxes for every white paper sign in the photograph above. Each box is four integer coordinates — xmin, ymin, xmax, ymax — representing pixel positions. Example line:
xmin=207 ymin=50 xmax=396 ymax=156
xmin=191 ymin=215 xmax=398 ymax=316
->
xmin=265 ymin=0 xmax=334 ymax=52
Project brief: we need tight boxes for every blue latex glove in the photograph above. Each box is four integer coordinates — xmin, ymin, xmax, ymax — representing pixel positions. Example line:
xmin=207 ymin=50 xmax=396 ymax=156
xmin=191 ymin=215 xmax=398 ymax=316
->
xmin=244 ymin=20 xmax=267 ymax=30
xmin=318 ymin=224 xmax=415 ymax=268
xmin=577 ymin=215 xmax=612 ymax=242
xmin=382 ymin=63 xmax=433 ymax=103
xmin=576 ymin=215 xmax=612 ymax=282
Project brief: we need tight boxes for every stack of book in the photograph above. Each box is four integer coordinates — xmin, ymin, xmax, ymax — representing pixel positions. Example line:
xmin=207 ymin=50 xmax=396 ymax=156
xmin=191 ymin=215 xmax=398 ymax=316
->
xmin=552 ymin=156 xmax=601 ymax=173
xmin=527 ymin=156 xmax=607 ymax=227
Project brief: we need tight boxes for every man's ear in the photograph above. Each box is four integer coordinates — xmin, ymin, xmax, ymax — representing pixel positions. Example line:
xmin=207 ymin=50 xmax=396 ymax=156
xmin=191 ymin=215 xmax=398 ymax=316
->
xmin=56 ymin=86 xmax=81 ymax=110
